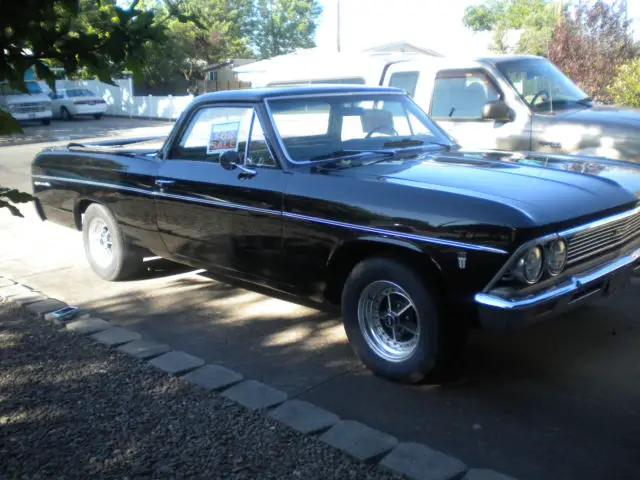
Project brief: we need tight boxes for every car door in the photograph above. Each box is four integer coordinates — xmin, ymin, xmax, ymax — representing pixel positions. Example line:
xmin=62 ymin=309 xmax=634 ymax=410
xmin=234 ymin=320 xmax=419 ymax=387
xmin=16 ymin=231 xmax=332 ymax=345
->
xmin=154 ymin=102 xmax=286 ymax=281
xmin=428 ymin=68 xmax=531 ymax=152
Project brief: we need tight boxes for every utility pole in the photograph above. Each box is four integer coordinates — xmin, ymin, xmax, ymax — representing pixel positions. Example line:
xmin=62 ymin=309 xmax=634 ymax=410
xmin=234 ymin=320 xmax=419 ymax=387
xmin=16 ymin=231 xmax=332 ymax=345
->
xmin=337 ymin=0 xmax=341 ymax=52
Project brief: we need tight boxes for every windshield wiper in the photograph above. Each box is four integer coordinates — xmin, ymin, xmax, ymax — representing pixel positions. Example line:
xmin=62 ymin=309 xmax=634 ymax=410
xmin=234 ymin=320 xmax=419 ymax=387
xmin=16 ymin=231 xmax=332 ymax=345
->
xmin=309 ymin=149 xmax=396 ymax=161
xmin=383 ymin=139 xmax=457 ymax=150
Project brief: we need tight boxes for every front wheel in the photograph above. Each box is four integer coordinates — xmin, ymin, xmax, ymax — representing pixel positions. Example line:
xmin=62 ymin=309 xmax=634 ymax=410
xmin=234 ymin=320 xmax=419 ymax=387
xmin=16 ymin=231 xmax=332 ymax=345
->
xmin=94 ymin=114 xmax=102 ymax=120
xmin=82 ymin=203 xmax=144 ymax=281
xmin=341 ymin=256 xmax=467 ymax=384
xmin=41 ymin=118 xmax=51 ymax=125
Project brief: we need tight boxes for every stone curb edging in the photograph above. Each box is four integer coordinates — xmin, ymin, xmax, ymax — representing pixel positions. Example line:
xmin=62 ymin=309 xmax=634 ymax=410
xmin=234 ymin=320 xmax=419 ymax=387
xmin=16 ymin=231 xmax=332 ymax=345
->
xmin=0 ymin=277 xmax=518 ymax=480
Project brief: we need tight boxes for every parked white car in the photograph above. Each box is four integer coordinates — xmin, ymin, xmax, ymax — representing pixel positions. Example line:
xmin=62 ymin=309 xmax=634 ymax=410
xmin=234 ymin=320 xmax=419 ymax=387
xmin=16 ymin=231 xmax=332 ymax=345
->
xmin=49 ymin=88 xmax=107 ymax=120
xmin=0 ymin=81 xmax=52 ymax=125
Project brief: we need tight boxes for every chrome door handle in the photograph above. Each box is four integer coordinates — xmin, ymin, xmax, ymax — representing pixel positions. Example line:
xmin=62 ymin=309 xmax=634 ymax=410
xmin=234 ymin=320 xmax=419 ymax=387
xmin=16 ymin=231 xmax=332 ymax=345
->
xmin=155 ymin=179 xmax=175 ymax=186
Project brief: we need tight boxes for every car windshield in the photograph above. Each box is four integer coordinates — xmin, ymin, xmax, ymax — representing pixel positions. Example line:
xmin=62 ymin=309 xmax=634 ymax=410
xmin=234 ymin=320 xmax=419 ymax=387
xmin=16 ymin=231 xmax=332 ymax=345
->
xmin=0 ymin=82 xmax=43 ymax=95
xmin=66 ymin=88 xmax=95 ymax=97
xmin=266 ymin=93 xmax=456 ymax=163
xmin=495 ymin=58 xmax=592 ymax=113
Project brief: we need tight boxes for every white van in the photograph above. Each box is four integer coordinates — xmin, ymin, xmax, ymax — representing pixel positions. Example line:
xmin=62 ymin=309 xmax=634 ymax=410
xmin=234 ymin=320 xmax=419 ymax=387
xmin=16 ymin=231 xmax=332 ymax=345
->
xmin=0 ymin=81 xmax=53 ymax=125
xmin=258 ymin=53 xmax=640 ymax=163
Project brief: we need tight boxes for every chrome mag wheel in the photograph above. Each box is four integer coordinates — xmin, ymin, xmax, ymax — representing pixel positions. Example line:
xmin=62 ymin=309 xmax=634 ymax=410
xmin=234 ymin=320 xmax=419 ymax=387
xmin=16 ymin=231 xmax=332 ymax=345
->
xmin=88 ymin=218 xmax=113 ymax=268
xmin=357 ymin=280 xmax=420 ymax=362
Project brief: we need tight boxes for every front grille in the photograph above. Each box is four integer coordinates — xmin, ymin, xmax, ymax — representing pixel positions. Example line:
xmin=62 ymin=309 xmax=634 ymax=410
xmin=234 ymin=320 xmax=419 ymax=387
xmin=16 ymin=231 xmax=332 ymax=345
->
xmin=12 ymin=102 xmax=48 ymax=113
xmin=566 ymin=207 xmax=640 ymax=265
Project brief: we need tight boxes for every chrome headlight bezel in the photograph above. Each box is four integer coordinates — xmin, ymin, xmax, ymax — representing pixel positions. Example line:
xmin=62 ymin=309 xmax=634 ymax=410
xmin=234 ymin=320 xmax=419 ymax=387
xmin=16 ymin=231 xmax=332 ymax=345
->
xmin=546 ymin=239 xmax=568 ymax=276
xmin=512 ymin=246 xmax=544 ymax=285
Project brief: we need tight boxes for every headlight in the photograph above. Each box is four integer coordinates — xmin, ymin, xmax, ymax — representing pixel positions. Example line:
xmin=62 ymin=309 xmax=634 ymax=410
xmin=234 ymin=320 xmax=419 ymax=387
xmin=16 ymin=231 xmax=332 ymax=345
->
xmin=546 ymin=239 xmax=567 ymax=276
xmin=513 ymin=246 xmax=544 ymax=284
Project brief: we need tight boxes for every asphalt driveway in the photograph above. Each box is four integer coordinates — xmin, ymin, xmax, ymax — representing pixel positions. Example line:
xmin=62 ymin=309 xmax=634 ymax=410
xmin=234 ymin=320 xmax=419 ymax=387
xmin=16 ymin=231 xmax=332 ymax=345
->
xmin=2 ymin=118 xmax=640 ymax=480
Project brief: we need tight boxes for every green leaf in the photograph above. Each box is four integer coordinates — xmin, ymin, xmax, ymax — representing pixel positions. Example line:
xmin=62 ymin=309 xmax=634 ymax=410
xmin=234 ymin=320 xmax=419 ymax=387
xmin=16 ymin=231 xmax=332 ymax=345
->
xmin=0 ymin=111 xmax=24 ymax=136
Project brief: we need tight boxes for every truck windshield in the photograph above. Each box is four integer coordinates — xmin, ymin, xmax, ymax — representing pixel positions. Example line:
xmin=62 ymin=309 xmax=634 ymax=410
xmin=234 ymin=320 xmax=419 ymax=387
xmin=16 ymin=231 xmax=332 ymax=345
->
xmin=266 ymin=93 xmax=456 ymax=163
xmin=0 ymin=82 xmax=43 ymax=95
xmin=495 ymin=58 xmax=592 ymax=113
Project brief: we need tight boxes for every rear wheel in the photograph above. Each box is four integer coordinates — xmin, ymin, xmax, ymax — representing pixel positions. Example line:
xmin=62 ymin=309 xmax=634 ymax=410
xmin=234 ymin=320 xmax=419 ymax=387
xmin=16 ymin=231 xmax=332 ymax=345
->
xmin=41 ymin=118 xmax=51 ymax=125
xmin=60 ymin=107 xmax=72 ymax=120
xmin=341 ymin=256 xmax=467 ymax=384
xmin=82 ymin=203 xmax=144 ymax=281
xmin=94 ymin=114 xmax=102 ymax=120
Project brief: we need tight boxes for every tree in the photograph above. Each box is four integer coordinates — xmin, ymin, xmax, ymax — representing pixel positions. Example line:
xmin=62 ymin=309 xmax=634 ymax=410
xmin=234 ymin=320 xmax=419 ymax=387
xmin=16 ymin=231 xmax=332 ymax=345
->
xmin=0 ymin=0 xmax=200 ymax=216
xmin=251 ymin=0 xmax=322 ymax=59
xmin=548 ymin=0 xmax=639 ymax=103
xmin=139 ymin=0 xmax=254 ymax=94
xmin=607 ymin=57 xmax=640 ymax=108
xmin=463 ymin=0 xmax=562 ymax=55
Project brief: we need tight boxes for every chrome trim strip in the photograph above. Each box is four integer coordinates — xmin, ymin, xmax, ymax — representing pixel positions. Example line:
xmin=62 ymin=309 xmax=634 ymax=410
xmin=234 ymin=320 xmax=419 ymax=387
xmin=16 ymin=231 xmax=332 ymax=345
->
xmin=33 ymin=175 xmax=152 ymax=196
xmin=159 ymin=192 xmax=279 ymax=217
xmin=284 ymin=212 xmax=508 ymax=254
xmin=559 ymin=204 xmax=640 ymax=238
xmin=475 ymin=246 xmax=640 ymax=310
xmin=31 ymin=174 xmax=507 ymax=254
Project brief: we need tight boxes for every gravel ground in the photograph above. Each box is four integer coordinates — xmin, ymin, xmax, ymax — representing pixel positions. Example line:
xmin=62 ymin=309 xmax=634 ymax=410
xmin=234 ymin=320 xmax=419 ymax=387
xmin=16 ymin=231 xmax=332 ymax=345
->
xmin=0 ymin=301 xmax=405 ymax=480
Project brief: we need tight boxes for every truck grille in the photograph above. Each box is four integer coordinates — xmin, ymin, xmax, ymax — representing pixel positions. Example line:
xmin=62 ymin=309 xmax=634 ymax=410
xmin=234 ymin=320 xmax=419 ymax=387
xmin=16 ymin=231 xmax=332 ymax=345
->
xmin=566 ymin=207 xmax=640 ymax=265
xmin=12 ymin=102 xmax=49 ymax=113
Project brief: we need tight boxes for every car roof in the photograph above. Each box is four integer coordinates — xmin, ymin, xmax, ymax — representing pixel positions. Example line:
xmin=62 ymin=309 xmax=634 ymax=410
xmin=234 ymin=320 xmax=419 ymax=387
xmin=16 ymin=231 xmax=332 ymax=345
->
xmin=191 ymin=84 xmax=406 ymax=105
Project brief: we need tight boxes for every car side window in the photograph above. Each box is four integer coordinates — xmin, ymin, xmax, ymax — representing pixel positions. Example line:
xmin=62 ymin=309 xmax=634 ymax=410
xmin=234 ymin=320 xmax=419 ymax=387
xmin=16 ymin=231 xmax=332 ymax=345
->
xmin=388 ymin=71 xmax=419 ymax=97
xmin=430 ymin=70 xmax=500 ymax=120
xmin=171 ymin=106 xmax=253 ymax=162
xmin=246 ymin=113 xmax=278 ymax=168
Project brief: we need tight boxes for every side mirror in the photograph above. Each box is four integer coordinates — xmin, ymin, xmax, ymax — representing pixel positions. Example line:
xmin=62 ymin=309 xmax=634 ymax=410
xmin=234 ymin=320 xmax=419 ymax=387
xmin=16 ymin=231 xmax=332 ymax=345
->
xmin=482 ymin=101 xmax=514 ymax=122
xmin=220 ymin=150 xmax=239 ymax=170
xmin=219 ymin=150 xmax=257 ymax=176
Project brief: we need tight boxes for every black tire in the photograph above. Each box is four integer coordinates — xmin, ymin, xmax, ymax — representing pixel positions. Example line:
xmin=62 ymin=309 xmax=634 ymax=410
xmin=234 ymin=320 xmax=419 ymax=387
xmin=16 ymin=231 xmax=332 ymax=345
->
xmin=60 ymin=107 xmax=72 ymax=120
xmin=341 ymin=256 xmax=467 ymax=384
xmin=41 ymin=118 xmax=51 ymax=125
xmin=94 ymin=114 xmax=102 ymax=120
xmin=81 ymin=203 xmax=144 ymax=281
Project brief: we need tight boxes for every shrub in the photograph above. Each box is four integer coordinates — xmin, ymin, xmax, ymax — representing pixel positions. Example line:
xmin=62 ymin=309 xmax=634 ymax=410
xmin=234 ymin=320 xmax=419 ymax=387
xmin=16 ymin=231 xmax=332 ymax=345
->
xmin=607 ymin=58 xmax=640 ymax=108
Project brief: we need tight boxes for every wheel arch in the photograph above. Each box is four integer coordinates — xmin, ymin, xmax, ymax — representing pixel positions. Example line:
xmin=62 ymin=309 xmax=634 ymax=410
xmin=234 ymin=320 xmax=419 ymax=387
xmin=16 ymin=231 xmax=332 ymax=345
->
xmin=323 ymin=236 xmax=445 ymax=306
xmin=74 ymin=198 xmax=104 ymax=230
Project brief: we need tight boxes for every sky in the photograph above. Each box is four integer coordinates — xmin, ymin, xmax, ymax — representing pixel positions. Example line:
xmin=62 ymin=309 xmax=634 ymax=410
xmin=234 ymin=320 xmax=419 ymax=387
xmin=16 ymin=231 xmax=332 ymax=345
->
xmin=313 ymin=0 xmax=640 ymax=56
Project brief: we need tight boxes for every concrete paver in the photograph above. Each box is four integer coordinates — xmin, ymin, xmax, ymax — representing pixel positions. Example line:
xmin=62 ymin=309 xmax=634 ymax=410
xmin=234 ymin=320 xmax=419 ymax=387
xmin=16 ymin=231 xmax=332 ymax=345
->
xmin=380 ymin=442 xmax=468 ymax=480
xmin=148 ymin=351 xmax=205 ymax=375
xmin=221 ymin=380 xmax=288 ymax=410
xmin=24 ymin=299 xmax=68 ymax=319
xmin=319 ymin=421 xmax=399 ymax=462
xmin=268 ymin=399 xmax=340 ymax=434
xmin=89 ymin=326 xmax=141 ymax=347
xmin=116 ymin=339 xmax=172 ymax=360
xmin=182 ymin=364 xmax=244 ymax=391
xmin=66 ymin=317 xmax=112 ymax=335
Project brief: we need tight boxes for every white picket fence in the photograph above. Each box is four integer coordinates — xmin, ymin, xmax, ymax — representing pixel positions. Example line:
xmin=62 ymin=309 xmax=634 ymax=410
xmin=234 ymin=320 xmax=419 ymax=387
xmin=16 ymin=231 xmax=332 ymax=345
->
xmin=39 ymin=78 xmax=193 ymax=120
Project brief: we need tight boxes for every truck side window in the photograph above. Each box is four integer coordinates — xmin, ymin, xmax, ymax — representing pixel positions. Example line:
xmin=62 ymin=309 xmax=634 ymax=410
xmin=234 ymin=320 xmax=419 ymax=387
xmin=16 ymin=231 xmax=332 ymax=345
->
xmin=172 ymin=106 xmax=253 ymax=162
xmin=430 ymin=71 xmax=500 ymax=120
xmin=246 ymin=113 xmax=278 ymax=168
xmin=389 ymin=71 xmax=419 ymax=97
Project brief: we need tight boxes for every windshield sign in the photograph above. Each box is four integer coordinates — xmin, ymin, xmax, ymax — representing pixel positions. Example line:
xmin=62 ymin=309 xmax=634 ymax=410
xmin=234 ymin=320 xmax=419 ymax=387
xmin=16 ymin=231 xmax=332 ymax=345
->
xmin=496 ymin=58 xmax=591 ymax=113
xmin=266 ymin=93 xmax=455 ymax=163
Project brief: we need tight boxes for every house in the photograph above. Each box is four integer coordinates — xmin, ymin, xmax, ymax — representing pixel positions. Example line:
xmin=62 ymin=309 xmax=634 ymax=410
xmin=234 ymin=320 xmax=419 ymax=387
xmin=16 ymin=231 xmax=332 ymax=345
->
xmin=198 ymin=58 xmax=257 ymax=93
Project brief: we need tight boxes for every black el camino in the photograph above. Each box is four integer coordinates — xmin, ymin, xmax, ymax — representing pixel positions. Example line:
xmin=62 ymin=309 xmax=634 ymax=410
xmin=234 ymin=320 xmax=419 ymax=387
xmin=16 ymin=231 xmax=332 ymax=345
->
xmin=30 ymin=85 xmax=640 ymax=383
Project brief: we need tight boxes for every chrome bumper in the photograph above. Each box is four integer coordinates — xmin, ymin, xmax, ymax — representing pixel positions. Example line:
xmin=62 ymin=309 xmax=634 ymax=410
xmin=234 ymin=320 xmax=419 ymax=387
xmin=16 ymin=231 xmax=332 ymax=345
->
xmin=475 ymin=246 xmax=640 ymax=331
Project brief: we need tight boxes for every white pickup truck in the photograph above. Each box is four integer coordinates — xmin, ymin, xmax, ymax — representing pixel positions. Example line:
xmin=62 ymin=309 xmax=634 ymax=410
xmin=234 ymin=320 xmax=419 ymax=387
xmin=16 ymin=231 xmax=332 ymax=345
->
xmin=0 ymin=80 xmax=53 ymax=125
xmin=258 ymin=53 xmax=640 ymax=163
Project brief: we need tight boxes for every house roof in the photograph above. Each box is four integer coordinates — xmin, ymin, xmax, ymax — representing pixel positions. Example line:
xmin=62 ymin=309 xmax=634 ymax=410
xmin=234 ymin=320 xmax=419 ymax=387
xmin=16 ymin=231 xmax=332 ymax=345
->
xmin=202 ymin=58 xmax=257 ymax=72
xmin=362 ymin=41 xmax=444 ymax=57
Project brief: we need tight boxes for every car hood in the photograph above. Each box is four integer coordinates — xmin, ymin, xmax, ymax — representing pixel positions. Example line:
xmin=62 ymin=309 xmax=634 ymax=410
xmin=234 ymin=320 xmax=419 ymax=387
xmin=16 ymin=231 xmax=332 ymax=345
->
xmin=556 ymin=104 xmax=640 ymax=131
xmin=355 ymin=149 xmax=640 ymax=227
xmin=4 ymin=94 xmax=50 ymax=105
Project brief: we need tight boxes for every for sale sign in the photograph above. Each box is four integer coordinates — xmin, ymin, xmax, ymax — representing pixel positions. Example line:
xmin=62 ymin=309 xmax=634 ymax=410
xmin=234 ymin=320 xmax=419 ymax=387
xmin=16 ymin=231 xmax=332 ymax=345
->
xmin=207 ymin=121 xmax=240 ymax=155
